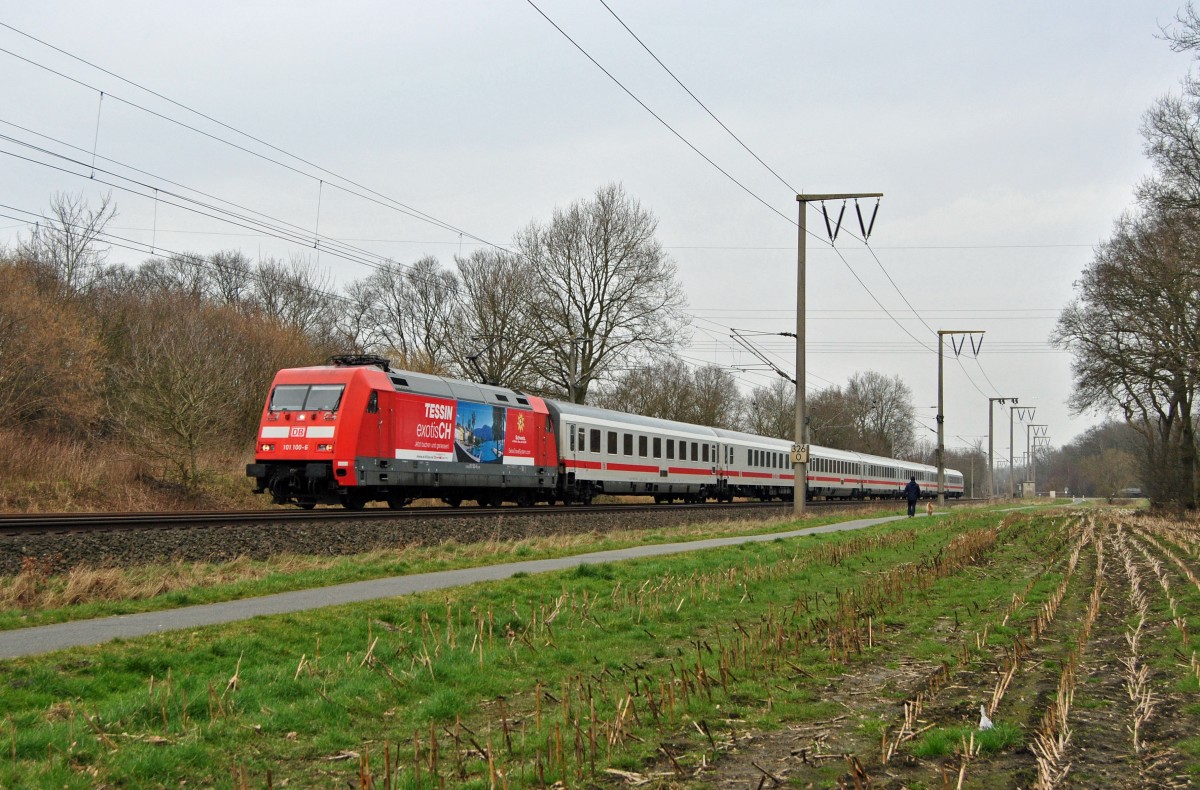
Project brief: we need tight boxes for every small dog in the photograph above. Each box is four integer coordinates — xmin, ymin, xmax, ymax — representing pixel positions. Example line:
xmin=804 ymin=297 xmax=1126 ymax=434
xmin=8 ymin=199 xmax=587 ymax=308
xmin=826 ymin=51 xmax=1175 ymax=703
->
xmin=926 ymin=500 xmax=934 ymax=517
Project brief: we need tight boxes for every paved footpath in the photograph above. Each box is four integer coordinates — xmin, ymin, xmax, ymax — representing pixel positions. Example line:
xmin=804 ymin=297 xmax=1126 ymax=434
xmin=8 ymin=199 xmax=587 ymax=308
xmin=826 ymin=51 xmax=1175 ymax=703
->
xmin=0 ymin=513 xmax=920 ymax=660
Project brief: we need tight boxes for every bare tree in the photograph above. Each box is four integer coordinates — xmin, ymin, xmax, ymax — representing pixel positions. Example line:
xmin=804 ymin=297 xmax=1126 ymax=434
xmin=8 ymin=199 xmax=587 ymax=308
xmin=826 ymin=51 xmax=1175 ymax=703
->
xmin=0 ymin=260 xmax=102 ymax=432
xmin=845 ymin=371 xmax=917 ymax=457
xmin=688 ymin=364 xmax=743 ymax=429
xmin=206 ymin=250 xmax=256 ymax=308
xmin=1054 ymin=208 xmax=1200 ymax=507
xmin=1080 ymin=448 xmax=1139 ymax=499
xmin=807 ymin=372 xmax=916 ymax=456
xmin=1144 ymin=3 xmax=1200 ymax=210
xmin=250 ymin=254 xmax=340 ymax=342
xmin=108 ymin=292 xmax=321 ymax=489
xmin=400 ymin=256 xmax=459 ymax=373
xmin=743 ymin=378 xmax=795 ymax=440
xmin=1037 ymin=419 xmax=1141 ymax=496
xmin=946 ymin=441 xmax=987 ymax=498
xmin=17 ymin=192 xmax=116 ymax=292
xmin=516 ymin=183 xmax=689 ymax=402
xmin=135 ymin=252 xmax=210 ymax=299
xmin=448 ymin=248 xmax=540 ymax=387
xmin=594 ymin=357 xmax=742 ymax=427
xmin=808 ymin=385 xmax=857 ymax=449
xmin=356 ymin=256 xmax=459 ymax=373
xmin=593 ymin=357 xmax=691 ymax=419
xmin=332 ymin=277 xmax=386 ymax=355
xmin=1053 ymin=15 xmax=1200 ymax=509
xmin=108 ymin=297 xmax=243 ymax=488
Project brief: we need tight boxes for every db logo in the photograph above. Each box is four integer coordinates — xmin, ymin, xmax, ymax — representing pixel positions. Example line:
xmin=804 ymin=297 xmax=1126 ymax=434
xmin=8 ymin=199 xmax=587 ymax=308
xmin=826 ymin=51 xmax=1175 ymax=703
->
xmin=290 ymin=427 xmax=306 ymax=437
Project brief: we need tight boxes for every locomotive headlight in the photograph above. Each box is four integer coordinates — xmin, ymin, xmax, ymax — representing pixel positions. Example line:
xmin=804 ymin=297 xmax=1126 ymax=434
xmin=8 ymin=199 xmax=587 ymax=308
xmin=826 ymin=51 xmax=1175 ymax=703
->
xmin=317 ymin=443 xmax=333 ymax=452
xmin=260 ymin=443 xmax=275 ymax=452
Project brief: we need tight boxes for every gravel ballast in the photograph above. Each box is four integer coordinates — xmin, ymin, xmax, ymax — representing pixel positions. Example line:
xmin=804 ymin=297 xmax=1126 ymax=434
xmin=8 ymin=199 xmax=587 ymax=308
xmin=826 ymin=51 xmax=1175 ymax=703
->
xmin=1 ymin=505 xmax=799 ymax=575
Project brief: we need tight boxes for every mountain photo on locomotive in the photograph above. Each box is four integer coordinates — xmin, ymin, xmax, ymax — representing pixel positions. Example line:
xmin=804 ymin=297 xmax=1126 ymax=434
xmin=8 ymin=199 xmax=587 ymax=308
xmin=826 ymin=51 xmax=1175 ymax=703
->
xmin=246 ymin=356 xmax=965 ymax=509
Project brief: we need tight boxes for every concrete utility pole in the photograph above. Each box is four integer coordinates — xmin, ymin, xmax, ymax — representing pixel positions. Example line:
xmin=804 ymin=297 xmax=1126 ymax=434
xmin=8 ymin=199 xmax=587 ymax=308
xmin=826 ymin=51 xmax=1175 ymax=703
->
xmin=1010 ymin=406 xmax=1035 ymax=497
xmin=1027 ymin=424 xmax=1049 ymax=493
xmin=794 ymin=192 xmax=882 ymax=517
xmin=936 ymin=330 xmax=984 ymax=507
xmin=987 ymin=397 xmax=1017 ymax=498
xmin=1033 ymin=435 xmax=1052 ymax=492
xmin=956 ymin=435 xmax=986 ymax=499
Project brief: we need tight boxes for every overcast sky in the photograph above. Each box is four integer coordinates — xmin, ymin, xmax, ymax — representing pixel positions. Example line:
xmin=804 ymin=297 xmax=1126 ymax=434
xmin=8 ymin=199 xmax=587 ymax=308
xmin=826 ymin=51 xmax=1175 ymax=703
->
xmin=0 ymin=1 xmax=1189 ymax=470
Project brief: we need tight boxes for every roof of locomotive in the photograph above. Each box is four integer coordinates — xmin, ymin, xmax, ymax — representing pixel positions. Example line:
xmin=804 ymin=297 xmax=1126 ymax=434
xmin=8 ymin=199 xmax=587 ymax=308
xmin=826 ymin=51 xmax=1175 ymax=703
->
xmin=293 ymin=364 xmax=546 ymax=412
xmin=385 ymin=369 xmax=538 ymax=408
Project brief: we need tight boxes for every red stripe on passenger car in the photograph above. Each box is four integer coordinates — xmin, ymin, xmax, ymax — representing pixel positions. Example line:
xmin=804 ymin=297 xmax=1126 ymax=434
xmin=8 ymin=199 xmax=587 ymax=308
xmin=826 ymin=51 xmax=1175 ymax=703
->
xmin=606 ymin=462 xmax=659 ymax=474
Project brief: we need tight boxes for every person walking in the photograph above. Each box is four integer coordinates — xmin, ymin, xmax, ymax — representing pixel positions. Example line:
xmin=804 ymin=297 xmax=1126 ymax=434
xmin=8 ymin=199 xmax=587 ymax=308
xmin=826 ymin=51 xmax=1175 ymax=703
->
xmin=904 ymin=475 xmax=921 ymax=517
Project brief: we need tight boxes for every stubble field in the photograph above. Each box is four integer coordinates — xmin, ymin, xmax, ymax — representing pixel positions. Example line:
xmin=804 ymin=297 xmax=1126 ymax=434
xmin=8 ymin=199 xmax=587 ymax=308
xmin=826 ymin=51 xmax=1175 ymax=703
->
xmin=1 ymin=504 xmax=1197 ymax=788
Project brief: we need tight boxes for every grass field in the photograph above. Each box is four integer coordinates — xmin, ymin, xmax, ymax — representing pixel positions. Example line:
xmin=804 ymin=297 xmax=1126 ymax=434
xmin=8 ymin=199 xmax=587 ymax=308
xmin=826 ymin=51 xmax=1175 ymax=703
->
xmin=0 ymin=507 xmax=895 ymax=632
xmin=2 ymin=502 xmax=1197 ymax=788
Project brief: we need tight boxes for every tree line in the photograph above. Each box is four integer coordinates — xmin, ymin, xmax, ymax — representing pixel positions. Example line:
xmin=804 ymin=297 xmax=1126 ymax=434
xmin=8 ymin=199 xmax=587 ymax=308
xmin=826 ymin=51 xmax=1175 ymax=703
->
xmin=7 ymin=175 xmax=1145 ymax=505
xmin=1 ymin=182 xmax=944 ymax=494
xmin=1054 ymin=5 xmax=1200 ymax=509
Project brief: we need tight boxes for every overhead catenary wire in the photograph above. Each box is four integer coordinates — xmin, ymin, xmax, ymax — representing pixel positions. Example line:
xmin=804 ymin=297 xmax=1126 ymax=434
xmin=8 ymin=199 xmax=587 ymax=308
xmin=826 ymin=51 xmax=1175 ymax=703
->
xmin=0 ymin=143 xmax=404 ymax=277
xmin=589 ymin=3 xmax=1030 ymax=399
xmin=2 ymin=23 xmax=942 ymax=363
xmin=1 ymin=20 xmax=1019 ymax=405
xmin=0 ymin=118 xmax=536 ymax=302
xmin=6 ymin=193 xmax=818 ymax=396
xmin=596 ymin=0 xmax=799 ymax=195
xmin=4 ymin=132 xmax=815 ymax=384
xmin=0 ymin=69 xmax=883 ymax=396
xmin=523 ymin=0 xmax=802 ymax=231
xmin=0 ymin=204 xmax=359 ymax=309
xmin=0 ymin=37 xmax=505 ymax=250
xmin=527 ymin=2 xmax=944 ymax=356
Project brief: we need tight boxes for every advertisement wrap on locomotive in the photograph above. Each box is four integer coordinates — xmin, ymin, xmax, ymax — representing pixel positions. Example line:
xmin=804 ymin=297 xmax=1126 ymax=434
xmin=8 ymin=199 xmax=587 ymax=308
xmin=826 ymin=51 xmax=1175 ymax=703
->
xmin=397 ymin=393 xmax=539 ymax=466
xmin=246 ymin=356 xmax=964 ymax=509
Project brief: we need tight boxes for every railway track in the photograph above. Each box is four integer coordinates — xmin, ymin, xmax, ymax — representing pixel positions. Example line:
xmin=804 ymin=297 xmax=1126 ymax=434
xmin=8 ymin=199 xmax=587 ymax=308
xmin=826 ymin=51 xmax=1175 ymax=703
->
xmin=0 ymin=499 xmax=975 ymax=576
xmin=0 ymin=499 xmax=888 ymax=537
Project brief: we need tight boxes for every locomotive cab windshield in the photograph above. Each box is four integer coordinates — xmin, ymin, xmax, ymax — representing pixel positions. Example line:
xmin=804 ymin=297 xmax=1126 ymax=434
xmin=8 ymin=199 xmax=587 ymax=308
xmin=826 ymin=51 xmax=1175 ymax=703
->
xmin=269 ymin=384 xmax=345 ymax=412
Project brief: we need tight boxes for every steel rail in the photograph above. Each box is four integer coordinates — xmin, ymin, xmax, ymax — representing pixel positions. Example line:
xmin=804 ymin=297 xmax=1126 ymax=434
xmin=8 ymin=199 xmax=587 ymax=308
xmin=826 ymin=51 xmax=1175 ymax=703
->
xmin=0 ymin=499 xmax=891 ymax=536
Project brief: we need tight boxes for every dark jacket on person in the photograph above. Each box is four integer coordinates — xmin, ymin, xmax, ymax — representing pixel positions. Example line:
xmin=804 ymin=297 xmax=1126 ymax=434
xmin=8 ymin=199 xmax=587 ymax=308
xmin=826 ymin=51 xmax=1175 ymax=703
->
xmin=904 ymin=479 xmax=920 ymax=502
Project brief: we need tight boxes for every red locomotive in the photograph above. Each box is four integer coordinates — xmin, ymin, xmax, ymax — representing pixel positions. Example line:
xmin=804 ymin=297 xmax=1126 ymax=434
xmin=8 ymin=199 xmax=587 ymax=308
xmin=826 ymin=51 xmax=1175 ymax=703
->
xmin=246 ymin=356 xmax=964 ymax=508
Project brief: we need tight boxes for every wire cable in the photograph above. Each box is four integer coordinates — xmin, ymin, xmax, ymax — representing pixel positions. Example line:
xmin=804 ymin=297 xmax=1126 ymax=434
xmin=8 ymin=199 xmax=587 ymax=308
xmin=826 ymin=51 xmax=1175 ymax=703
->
xmin=596 ymin=0 xmax=799 ymax=194
xmin=0 ymin=37 xmax=506 ymax=250
xmin=524 ymin=0 xmax=801 ymax=230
